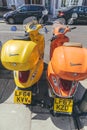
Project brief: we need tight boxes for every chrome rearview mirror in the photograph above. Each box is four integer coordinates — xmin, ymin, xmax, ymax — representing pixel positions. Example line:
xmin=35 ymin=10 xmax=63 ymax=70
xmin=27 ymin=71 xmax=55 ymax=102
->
xmin=68 ymin=13 xmax=78 ymax=25
xmin=68 ymin=18 xmax=74 ymax=25
xmin=42 ymin=10 xmax=48 ymax=15
xmin=72 ymin=13 xmax=78 ymax=19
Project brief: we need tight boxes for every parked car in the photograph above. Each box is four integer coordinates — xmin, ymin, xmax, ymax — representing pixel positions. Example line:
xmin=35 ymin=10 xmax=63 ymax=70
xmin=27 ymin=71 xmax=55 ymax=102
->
xmin=3 ymin=4 xmax=48 ymax=24
xmin=0 ymin=6 xmax=12 ymax=18
xmin=57 ymin=6 xmax=87 ymax=24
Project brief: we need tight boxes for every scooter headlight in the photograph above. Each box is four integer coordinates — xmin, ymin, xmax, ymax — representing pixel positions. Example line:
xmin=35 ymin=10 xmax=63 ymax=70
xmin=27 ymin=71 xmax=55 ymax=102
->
xmin=42 ymin=9 xmax=48 ymax=15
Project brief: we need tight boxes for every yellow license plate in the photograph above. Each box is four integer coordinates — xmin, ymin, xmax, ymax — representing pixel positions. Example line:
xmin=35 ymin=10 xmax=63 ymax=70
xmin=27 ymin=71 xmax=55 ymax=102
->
xmin=54 ymin=98 xmax=73 ymax=113
xmin=14 ymin=90 xmax=32 ymax=104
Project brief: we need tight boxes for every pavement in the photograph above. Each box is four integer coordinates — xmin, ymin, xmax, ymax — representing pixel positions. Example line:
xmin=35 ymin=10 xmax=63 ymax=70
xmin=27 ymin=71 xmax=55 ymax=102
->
xmin=0 ymin=104 xmax=31 ymax=130
xmin=0 ymin=18 xmax=4 ymax=23
xmin=0 ymin=75 xmax=32 ymax=130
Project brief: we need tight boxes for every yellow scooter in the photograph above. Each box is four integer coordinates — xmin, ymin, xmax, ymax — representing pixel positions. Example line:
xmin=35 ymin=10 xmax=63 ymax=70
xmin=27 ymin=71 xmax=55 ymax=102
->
xmin=1 ymin=12 xmax=48 ymax=104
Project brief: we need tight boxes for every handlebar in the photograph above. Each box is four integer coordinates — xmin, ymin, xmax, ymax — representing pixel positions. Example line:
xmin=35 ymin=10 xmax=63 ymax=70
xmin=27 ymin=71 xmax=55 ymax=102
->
xmin=58 ymin=26 xmax=76 ymax=34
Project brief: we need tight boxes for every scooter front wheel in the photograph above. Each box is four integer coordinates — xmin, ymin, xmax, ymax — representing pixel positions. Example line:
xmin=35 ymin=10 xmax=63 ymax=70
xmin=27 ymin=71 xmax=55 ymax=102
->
xmin=8 ymin=17 xmax=15 ymax=24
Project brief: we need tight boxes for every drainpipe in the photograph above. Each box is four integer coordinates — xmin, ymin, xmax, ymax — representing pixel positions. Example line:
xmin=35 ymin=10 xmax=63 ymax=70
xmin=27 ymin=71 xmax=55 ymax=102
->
xmin=30 ymin=0 xmax=32 ymax=4
xmin=53 ymin=0 xmax=56 ymax=18
xmin=42 ymin=0 xmax=45 ymax=5
xmin=58 ymin=0 xmax=61 ymax=8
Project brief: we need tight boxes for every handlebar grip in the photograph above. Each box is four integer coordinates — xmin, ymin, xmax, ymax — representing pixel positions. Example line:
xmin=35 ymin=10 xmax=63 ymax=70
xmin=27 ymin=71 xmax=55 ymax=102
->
xmin=70 ymin=27 xmax=77 ymax=30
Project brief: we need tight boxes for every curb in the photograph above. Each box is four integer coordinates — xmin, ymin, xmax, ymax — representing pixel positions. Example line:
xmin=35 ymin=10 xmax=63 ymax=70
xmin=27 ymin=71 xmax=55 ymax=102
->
xmin=0 ymin=18 xmax=5 ymax=23
xmin=0 ymin=20 xmax=5 ymax=23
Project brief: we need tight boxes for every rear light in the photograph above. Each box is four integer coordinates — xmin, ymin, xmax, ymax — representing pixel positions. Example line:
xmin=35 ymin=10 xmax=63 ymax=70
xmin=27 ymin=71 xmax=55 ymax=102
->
xmin=19 ymin=70 xmax=30 ymax=83
xmin=58 ymin=12 xmax=64 ymax=16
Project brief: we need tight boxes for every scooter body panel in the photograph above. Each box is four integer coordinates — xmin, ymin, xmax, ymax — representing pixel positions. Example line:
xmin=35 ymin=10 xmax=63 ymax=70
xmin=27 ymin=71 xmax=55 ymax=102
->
xmin=1 ymin=40 xmax=40 ymax=71
xmin=50 ymin=35 xmax=69 ymax=59
xmin=25 ymin=24 xmax=45 ymax=57
xmin=50 ymin=46 xmax=87 ymax=81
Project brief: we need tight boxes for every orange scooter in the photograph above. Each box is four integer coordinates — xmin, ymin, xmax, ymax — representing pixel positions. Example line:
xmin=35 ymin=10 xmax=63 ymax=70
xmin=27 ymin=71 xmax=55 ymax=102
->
xmin=47 ymin=19 xmax=87 ymax=115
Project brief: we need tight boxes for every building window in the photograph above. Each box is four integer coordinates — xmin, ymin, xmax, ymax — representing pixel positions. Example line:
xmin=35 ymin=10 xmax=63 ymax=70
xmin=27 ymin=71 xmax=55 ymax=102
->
xmin=55 ymin=0 xmax=58 ymax=9
xmin=82 ymin=0 xmax=87 ymax=5
xmin=32 ymin=0 xmax=42 ymax=4
xmin=71 ymin=0 xmax=79 ymax=5
xmin=2 ymin=0 xmax=7 ymax=6
xmin=61 ymin=0 xmax=66 ymax=7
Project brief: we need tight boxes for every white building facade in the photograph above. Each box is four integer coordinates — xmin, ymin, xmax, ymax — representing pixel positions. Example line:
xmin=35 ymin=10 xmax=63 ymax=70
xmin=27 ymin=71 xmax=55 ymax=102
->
xmin=42 ymin=0 xmax=83 ymax=17
xmin=6 ymin=0 xmax=84 ymax=17
xmin=49 ymin=0 xmax=83 ymax=17
xmin=6 ymin=0 xmax=25 ymax=8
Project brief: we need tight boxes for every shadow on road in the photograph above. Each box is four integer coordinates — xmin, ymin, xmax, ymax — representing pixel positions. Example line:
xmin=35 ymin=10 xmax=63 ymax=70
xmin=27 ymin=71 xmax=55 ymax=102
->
xmin=0 ymin=62 xmax=15 ymax=103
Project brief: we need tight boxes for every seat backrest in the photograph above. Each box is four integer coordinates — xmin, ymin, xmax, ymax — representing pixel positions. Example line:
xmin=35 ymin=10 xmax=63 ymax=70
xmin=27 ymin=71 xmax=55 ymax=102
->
xmin=63 ymin=42 xmax=82 ymax=48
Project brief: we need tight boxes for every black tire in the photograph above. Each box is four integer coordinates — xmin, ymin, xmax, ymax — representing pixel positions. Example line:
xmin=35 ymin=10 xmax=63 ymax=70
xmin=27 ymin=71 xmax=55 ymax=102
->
xmin=72 ymin=13 xmax=78 ymax=19
xmin=67 ymin=18 xmax=74 ymax=25
xmin=7 ymin=17 xmax=15 ymax=24
xmin=67 ymin=13 xmax=78 ymax=25
xmin=57 ymin=18 xmax=66 ymax=25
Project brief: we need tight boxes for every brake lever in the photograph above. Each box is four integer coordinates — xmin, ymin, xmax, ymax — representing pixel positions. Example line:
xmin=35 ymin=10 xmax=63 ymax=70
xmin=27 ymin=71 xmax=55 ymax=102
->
xmin=70 ymin=27 xmax=77 ymax=30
